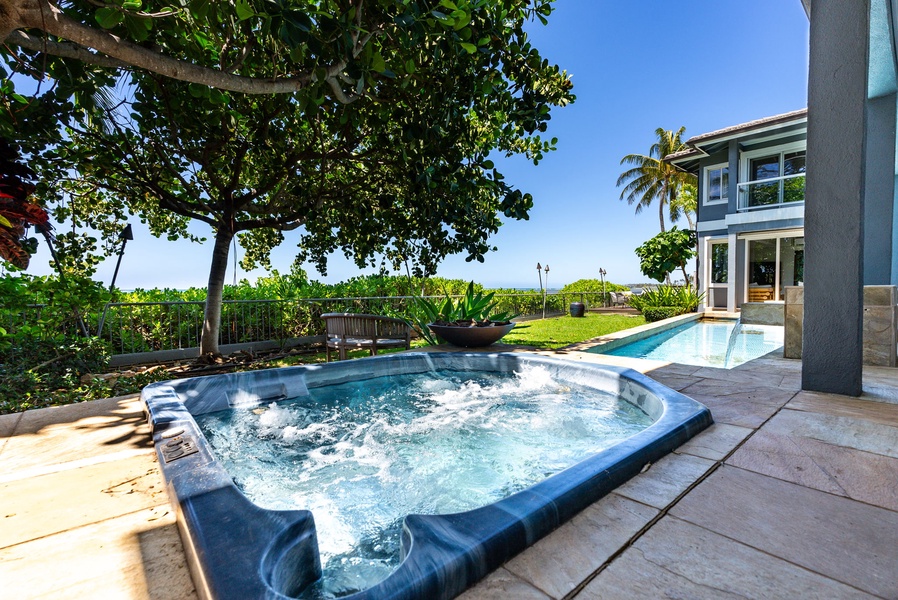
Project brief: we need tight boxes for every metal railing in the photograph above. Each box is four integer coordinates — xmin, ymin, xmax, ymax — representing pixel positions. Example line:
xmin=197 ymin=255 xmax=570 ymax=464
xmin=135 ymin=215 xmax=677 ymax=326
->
xmin=737 ymin=173 xmax=805 ymax=211
xmin=4 ymin=291 xmax=611 ymax=363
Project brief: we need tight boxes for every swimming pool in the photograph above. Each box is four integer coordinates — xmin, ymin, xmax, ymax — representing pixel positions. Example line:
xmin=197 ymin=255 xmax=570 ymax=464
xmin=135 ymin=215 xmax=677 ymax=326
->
xmin=142 ymin=352 xmax=711 ymax=600
xmin=593 ymin=320 xmax=784 ymax=368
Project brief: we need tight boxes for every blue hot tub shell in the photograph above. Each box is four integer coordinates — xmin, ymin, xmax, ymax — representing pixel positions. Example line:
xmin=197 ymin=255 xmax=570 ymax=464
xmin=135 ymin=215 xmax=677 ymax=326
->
xmin=142 ymin=352 xmax=712 ymax=600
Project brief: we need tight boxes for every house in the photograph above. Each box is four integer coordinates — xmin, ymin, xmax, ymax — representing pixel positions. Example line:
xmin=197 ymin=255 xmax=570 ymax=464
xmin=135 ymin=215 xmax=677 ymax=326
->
xmin=666 ymin=109 xmax=808 ymax=314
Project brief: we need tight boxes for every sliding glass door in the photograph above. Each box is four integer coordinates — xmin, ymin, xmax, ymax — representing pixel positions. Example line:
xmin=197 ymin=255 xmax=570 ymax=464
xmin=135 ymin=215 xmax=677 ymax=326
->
xmin=744 ymin=233 xmax=804 ymax=302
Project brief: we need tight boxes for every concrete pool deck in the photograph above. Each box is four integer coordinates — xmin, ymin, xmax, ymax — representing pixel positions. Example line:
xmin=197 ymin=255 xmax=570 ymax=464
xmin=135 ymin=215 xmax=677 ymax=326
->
xmin=2 ymin=349 xmax=897 ymax=599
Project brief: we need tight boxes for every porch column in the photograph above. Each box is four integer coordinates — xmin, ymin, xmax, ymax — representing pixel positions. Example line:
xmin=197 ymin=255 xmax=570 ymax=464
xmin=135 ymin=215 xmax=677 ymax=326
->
xmin=864 ymin=92 xmax=897 ymax=285
xmin=802 ymin=0 xmax=868 ymax=395
xmin=726 ymin=232 xmax=738 ymax=312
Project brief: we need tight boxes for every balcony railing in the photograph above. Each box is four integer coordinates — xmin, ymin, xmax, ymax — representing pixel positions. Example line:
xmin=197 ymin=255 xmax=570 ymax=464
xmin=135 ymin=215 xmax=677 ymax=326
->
xmin=736 ymin=173 xmax=805 ymax=211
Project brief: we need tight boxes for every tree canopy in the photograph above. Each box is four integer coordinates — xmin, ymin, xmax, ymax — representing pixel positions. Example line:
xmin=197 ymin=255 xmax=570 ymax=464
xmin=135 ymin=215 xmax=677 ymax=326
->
xmin=9 ymin=0 xmax=575 ymax=354
xmin=634 ymin=227 xmax=697 ymax=284
xmin=616 ymin=127 xmax=696 ymax=232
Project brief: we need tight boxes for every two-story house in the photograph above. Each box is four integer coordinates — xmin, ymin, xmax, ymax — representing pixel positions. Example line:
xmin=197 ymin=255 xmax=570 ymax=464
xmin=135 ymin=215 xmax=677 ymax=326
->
xmin=667 ymin=108 xmax=808 ymax=314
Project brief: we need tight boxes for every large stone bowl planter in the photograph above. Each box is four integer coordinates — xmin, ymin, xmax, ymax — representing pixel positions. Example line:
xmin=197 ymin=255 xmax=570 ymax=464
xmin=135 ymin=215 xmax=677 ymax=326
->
xmin=427 ymin=322 xmax=515 ymax=348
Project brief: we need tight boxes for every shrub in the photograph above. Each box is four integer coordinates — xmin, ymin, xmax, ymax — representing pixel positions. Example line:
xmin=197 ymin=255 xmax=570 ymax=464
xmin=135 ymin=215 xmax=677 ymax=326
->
xmin=560 ymin=279 xmax=630 ymax=294
xmin=629 ymin=285 xmax=703 ymax=313
xmin=641 ymin=306 xmax=687 ymax=322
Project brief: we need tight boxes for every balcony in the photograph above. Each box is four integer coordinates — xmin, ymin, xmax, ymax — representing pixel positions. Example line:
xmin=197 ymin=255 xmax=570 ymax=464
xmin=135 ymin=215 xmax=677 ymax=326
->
xmin=737 ymin=173 xmax=805 ymax=211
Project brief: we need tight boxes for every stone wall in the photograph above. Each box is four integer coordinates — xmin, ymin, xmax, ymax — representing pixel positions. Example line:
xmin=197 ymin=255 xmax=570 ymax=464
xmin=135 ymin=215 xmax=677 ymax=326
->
xmin=784 ymin=285 xmax=897 ymax=367
xmin=741 ymin=302 xmax=785 ymax=326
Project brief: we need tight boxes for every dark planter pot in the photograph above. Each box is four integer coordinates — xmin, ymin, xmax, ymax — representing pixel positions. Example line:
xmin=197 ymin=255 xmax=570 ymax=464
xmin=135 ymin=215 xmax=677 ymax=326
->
xmin=570 ymin=302 xmax=586 ymax=318
xmin=427 ymin=322 xmax=515 ymax=348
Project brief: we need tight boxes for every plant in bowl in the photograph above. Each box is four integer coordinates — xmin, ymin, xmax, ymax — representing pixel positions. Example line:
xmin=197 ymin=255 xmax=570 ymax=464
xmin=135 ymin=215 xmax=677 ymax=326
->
xmin=408 ymin=282 xmax=518 ymax=347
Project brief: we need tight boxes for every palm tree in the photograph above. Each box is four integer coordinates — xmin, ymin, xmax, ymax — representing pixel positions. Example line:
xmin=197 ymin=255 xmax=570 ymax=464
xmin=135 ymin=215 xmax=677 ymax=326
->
xmin=669 ymin=181 xmax=697 ymax=230
xmin=617 ymin=127 xmax=696 ymax=232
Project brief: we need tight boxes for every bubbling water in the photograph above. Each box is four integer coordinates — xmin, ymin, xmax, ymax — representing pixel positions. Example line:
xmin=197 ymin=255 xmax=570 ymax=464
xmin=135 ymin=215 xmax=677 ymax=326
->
xmin=196 ymin=366 xmax=652 ymax=599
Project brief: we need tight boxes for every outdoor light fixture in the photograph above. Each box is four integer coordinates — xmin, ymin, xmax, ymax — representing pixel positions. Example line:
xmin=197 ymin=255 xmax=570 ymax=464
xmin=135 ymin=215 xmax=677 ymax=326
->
xmin=97 ymin=223 xmax=134 ymax=337
xmin=599 ymin=268 xmax=607 ymax=307
xmin=539 ymin=263 xmax=550 ymax=319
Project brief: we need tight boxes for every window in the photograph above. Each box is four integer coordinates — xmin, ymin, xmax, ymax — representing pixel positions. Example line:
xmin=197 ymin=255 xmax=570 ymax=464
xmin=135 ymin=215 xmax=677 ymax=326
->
xmin=744 ymin=234 xmax=804 ymax=302
xmin=704 ymin=163 xmax=729 ymax=206
xmin=739 ymin=145 xmax=806 ymax=210
xmin=711 ymin=243 xmax=728 ymax=283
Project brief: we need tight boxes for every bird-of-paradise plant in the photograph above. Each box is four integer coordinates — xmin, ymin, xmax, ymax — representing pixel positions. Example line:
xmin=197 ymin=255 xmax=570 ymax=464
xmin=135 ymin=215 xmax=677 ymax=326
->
xmin=617 ymin=127 xmax=697 ymax=233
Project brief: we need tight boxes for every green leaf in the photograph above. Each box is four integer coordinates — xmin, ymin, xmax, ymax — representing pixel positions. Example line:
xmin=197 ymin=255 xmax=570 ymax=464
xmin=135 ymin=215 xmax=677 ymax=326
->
xmin=95 ymin=8 xmax=123 ymax=29
xmin=235 ymin=0 xmax=254 ymax=20
xmin=0 ymin=214 xmax=12 ymax=228
xmin=371 ymin=52 xmax=386 ymax=73
xmin=460 ymin=42 xmax=477 ymax=54
xmin=122 ymin=0 xmax=142 ymax=9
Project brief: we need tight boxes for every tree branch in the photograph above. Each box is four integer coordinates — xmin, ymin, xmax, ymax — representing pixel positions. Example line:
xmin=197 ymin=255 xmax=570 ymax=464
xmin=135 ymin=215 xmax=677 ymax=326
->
xmin=6 ymin=0 xmax=361 ymax=95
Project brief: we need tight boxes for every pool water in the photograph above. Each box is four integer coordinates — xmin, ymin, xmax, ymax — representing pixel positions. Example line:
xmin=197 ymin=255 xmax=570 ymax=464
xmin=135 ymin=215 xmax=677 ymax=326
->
xmin=195 ymin=365 xmax=653 ymax=599
xmin=596 ymin=320 xmax=784 ymax=368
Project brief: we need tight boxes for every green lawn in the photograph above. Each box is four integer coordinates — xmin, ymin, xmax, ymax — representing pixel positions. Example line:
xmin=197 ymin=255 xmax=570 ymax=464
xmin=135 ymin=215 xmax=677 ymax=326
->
xmin=501 ymin=312 xmax=646 ymax=349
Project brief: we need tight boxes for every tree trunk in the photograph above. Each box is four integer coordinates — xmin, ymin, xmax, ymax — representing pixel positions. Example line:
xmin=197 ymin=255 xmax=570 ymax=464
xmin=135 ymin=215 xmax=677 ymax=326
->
xmin=658 ymin=180 xmax=667 ymax=233
xmin=200 ymin=228 xmax=233 ymax=356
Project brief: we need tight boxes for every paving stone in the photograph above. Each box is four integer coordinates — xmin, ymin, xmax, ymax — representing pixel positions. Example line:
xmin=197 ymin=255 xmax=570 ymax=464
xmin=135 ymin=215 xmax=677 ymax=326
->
xmin=787 ymin=391 xmax=898 ymax=429
xmin=0 ymin=394 xmax=152 ymax=477
xmin=0 ymin=505 xmax=196 ymax=600
xmin=578 ymin=516 xmax=876 ymax=600
xmin=762 ymin=404 xmax=898 ymax=460
xmin=728 ymin=415 xmax=898 ymax=511
xmin=504 ymin=493 xmax=658 ymax=599
xmin=674 ymin=422 xmax=754 ymax=461
xmin=0 ymin=453 xmax=168 ymax=548
xmin=678 ymin=379 xmax=795 ymax=428
xmin=614 ymin=452 xmax=716 ymax=509
xmin=689 ymin=366 xmax=787 ymax=388
xmin=457 ymin=567 xmax=550 ymax=600
xmin=644 ymin=372 xmax=702 ymax=392
xmin=669 ymin=466 xmax=898 ymax=598
xmin=645 ymin=363 xmax=705 ymax=377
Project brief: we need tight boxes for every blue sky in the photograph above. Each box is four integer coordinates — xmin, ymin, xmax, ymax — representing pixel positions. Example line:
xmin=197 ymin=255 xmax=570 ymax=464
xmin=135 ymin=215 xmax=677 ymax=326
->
xmin=26 ymin=0 xmax=810 ymax=291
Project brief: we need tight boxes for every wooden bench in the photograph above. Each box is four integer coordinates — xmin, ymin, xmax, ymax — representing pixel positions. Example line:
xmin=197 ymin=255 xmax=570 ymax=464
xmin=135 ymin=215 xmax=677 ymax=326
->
xmin=748 ymin=287 xmax=775 ymax=302
xmin=321 ymin=313 xmax=412 ymax=362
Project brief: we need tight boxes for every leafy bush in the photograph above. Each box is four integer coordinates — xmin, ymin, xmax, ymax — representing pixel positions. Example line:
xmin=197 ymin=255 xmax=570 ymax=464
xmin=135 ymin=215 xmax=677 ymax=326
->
xmin=560 ymin=278 xmax=629 ymax=294
xmin=629 ymin=285 xmax=703 ymax=313
xmin=641 ymin=306 xmax=687 ymax=322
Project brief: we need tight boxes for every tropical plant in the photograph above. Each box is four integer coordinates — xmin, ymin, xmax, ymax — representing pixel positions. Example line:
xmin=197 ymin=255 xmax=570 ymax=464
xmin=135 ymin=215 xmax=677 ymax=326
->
xmin=669 ymin=181 xmax=697 ymax=230
xmin=0 ymin=139 xmax=50 ymax=269
xmin=407 ymin=281 xmax=517 ymax=345
xmin=635 ymin=227 xmax=698 ymax=284
xmin=617 ymin=127 xmax=697 ymax=232
xmin=628 ymin=285 xmax=703 ymax=322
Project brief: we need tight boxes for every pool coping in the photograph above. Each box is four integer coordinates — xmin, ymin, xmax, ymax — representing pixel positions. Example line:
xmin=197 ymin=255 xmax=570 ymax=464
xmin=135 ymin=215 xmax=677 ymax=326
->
xmin=141 ymin=352 xmax=712 ymax=600
xmin=565 ymin=312 xmax=703 ymax=354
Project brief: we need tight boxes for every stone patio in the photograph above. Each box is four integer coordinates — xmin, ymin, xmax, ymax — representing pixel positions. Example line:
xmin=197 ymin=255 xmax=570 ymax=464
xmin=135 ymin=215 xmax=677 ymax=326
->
xmin=2 ymin=349 xmax=897 ymax=599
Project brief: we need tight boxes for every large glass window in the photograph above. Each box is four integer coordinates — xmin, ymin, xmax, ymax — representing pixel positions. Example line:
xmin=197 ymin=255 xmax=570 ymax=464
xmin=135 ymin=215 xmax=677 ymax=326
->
xmin=711 ymin=243 xmax=728 ymax=283
xmin=740 ymin=148 xmax=807 ymax=210
xmin=745 ymin=235 xmax=804 ymax=302
xmin=704 ymin=164 xmax=729 ymax=205
xmin=748 ymin=155 xmax=780 ymax=207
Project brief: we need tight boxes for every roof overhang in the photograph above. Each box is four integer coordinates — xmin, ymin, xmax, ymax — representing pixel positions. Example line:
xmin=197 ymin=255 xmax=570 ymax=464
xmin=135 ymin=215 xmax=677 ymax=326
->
xmin=665 ymin=109 xmax=808 ymax=172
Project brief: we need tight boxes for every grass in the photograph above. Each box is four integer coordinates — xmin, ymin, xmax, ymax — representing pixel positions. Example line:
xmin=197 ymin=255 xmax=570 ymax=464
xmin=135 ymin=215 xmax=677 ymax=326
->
xmin=2 ymin=313 xmax=646 ymax=414
xmin=501 ymin=312 xmax=645 ymax=349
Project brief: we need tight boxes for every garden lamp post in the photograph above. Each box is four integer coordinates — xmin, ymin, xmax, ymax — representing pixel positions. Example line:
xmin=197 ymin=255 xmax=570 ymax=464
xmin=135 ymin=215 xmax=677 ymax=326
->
xmin=97 ymin=223 xmax=133 ymax=338
xmin=543 ymin=264 xmax=550 ymax=319
xmin=599 ymin=268 xmax=607 ymax=307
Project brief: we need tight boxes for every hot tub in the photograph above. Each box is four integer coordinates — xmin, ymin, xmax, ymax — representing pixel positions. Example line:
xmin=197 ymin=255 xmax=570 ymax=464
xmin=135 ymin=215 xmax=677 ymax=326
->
xmin=142 ymin=352 xmax=711 ymax=600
